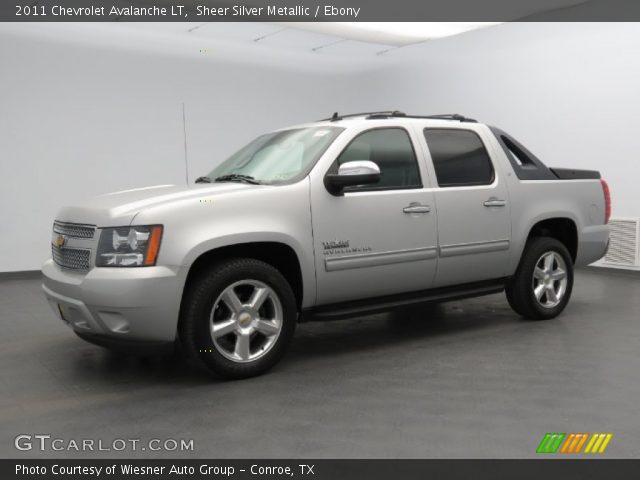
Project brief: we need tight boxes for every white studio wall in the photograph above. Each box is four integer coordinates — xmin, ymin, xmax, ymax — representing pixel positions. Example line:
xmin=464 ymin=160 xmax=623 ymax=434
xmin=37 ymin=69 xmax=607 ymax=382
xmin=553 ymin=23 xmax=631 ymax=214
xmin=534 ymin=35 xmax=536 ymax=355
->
xmin=382 ymin=22 xmax=640 ymax=219
xmin=2 ymin=22 xmax=639 ymax=273
xmin=0 ymin=23 xmax=387 ymax=272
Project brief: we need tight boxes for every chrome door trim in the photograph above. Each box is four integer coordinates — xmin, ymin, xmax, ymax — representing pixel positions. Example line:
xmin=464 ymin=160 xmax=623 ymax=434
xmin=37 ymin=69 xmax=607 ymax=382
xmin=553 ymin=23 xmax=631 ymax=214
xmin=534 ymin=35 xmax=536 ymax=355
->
xmin=325 ymin=246 xmax=438 ymax=272
xmin=439 ymin=239 xmax=510 ymax=258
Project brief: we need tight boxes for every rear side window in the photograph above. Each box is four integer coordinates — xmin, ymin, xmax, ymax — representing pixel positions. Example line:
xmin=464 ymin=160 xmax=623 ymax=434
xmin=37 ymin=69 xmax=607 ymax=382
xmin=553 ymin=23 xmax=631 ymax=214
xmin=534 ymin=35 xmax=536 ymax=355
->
xmin=335 ymin=128 xmax=421 ymax=190
xmin=424 ymin=129 xmax=494 ymax=187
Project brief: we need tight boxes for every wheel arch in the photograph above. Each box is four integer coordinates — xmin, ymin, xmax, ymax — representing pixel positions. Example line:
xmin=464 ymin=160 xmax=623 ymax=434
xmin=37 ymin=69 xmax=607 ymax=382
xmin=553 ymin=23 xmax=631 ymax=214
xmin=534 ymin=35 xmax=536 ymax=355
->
xmin=180 ymin=241 xmax=305 ymax=315
xmin=525 ymin=217 xmax=578 ymax=263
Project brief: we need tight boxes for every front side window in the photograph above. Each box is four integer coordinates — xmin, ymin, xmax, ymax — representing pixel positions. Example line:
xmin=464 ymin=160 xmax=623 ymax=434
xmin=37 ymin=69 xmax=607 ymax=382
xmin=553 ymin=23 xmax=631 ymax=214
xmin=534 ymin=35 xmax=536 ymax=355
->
xmin=205 ymin=127 xmax=343 ymax=184
xmin=333 ymin=128 xmax=421 ymax=191
xmin=424 ymin=129 xmax=494 ymax=187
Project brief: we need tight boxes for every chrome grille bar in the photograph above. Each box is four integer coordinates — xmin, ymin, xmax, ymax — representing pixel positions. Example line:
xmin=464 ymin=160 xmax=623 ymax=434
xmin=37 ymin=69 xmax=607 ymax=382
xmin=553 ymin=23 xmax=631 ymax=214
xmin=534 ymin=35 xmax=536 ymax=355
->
xmin=53 ymin=221 xmax=96 ymax=239
xmin=51 ymin=245 xmax=91 ymax=271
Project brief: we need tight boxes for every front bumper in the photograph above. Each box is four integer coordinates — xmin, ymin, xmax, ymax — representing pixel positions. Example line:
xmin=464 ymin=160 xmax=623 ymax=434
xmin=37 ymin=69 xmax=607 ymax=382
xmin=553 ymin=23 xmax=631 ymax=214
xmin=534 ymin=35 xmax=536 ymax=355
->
xmin=42 ymin=259 xmax=185 ymax=343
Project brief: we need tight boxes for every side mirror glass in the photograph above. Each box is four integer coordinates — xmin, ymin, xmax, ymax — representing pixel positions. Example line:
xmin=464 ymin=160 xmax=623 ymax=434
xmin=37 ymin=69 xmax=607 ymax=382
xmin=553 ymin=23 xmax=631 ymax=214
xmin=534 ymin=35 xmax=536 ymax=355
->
xmin=325 ymin=161 xmax=381 ymax=195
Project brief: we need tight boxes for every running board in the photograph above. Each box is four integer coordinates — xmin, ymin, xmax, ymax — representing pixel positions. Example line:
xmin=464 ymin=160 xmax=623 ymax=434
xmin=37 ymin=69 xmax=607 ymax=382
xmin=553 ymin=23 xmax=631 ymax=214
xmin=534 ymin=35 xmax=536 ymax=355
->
xmin=301 ymin=278 xmax=506 ymax=322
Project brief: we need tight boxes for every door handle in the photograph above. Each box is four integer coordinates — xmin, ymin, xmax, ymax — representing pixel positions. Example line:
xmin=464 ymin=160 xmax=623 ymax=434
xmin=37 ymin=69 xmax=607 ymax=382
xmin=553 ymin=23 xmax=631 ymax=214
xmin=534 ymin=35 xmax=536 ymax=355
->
xmin=483 ymin=198 xmax=507 ymax=207
xmin=403 ymin=203 xmax=431 ymax=214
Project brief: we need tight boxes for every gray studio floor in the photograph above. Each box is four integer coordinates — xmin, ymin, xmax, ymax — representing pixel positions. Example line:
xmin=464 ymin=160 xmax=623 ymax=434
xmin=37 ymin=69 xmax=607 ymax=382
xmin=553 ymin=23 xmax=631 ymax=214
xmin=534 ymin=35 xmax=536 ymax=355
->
xmin=1 ymin=269 xmax=639 ymax=459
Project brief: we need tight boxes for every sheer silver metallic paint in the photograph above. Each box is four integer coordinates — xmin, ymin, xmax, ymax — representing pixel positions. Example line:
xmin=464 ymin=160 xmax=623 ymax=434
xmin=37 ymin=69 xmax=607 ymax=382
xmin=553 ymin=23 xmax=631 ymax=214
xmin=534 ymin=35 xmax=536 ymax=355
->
xmin=309 ymin=123 xmax=439 ymax=305
xmin=42 ymin=117 xmax=609 ymax=345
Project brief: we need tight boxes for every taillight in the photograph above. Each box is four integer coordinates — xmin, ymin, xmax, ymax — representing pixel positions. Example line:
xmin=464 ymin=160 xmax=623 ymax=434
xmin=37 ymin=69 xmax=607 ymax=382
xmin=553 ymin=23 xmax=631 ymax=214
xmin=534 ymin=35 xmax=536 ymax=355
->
xmin=600 ymin=179 xmax=611 ymax=224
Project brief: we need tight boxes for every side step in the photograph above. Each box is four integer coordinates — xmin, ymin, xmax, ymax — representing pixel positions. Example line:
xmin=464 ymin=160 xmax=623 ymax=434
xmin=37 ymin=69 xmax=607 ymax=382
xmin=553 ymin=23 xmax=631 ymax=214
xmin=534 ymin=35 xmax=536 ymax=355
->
xmin=301 ymin=278 xmax=506 ymax=322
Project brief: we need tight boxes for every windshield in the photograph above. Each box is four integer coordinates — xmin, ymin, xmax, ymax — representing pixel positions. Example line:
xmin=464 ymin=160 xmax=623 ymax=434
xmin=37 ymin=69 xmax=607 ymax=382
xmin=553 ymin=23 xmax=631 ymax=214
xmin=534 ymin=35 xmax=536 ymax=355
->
xmin=204 ymin=126 xmax=343 ymax=184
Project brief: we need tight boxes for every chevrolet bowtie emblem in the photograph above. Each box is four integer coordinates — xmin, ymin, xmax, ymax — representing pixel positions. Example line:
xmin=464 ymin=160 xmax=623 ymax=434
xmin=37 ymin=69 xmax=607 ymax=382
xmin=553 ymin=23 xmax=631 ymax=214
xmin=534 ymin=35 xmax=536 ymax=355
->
xmin=55 ymin=234 xmax=67 ymax=248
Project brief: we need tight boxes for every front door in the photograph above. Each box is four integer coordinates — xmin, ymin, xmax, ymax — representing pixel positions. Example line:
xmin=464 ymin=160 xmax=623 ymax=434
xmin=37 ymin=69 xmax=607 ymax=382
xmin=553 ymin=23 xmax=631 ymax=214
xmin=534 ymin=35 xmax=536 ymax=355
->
xmin=310 ymin=127 xmax=439 ymax=305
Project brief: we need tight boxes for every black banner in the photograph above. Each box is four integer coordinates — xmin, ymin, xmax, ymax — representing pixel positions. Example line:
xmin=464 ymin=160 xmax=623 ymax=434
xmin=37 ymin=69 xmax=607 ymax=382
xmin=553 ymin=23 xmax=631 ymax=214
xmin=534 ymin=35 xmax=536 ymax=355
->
xmin=4 ymin=459 xmax=640 ymax=480
xmin=4 ymin=0 xmax=640 ymax=22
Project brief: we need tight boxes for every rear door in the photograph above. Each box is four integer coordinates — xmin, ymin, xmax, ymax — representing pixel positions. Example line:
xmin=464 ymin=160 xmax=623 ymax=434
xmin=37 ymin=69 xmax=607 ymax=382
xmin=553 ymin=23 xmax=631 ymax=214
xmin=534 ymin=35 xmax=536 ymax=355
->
xmin=421 ymin=127 xmax=512 ymax=287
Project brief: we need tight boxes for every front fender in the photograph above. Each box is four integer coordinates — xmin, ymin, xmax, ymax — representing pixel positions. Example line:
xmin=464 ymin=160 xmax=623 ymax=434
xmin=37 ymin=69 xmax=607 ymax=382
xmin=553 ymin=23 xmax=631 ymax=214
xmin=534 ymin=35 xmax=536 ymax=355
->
xmin=131 ymin=180 xmax=316 ymax=307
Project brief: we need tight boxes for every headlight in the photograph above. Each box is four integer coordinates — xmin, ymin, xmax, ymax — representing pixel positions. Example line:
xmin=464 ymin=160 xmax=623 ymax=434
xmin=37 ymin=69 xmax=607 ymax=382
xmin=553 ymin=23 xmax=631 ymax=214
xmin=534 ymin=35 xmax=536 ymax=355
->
xmin=96 ymin=225 xmax=163 ymax=267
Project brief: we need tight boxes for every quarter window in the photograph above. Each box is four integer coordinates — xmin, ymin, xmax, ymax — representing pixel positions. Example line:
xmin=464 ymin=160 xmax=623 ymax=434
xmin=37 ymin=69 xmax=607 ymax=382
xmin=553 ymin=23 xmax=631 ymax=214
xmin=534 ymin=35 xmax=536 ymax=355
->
xmin=424 ymin=129 xmax=494 ymax=187
xmin=335 ymin=128 xmax=421 ymax=191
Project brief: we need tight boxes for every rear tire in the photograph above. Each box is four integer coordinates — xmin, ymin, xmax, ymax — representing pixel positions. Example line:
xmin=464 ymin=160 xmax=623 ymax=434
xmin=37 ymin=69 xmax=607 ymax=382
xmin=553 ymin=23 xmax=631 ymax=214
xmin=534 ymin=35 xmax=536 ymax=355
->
xmin=180 ymin=258 xmax=297 ymax=379
xmin=505 ymin=237 xmax=573 ymax=320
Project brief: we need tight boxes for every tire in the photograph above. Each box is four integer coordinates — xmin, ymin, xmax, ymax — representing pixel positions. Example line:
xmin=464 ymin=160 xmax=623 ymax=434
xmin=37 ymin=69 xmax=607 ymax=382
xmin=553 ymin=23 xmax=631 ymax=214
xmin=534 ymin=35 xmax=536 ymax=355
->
xmin=505 ymin=237 xmax=574 ymax=320
xmin=180 ymin=258 xmax=297 ymax=379
xmin=504 ymin=287 xmax=524 ymax=316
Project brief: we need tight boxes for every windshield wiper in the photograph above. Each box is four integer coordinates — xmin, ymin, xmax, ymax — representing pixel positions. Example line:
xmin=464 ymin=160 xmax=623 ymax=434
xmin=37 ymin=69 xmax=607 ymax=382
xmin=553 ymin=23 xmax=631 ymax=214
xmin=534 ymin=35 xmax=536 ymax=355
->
xmin=195 ymin=176 xmax=211 ymax=183
xmin=214 ymin=174 xmax=262 ymax=185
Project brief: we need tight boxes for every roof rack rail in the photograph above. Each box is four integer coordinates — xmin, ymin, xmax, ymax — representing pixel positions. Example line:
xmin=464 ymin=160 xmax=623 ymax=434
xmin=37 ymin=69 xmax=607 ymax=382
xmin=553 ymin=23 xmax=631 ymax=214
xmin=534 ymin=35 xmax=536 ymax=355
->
xmin=321 ymin=111 xmax=406 ymax=122
xmin=419 ymin=113 xmax=478 ymax=123
xmin=320 ymin=111 xmax=477 ymax=123
xmin=367 ymin=112 xmax=477 ymax=123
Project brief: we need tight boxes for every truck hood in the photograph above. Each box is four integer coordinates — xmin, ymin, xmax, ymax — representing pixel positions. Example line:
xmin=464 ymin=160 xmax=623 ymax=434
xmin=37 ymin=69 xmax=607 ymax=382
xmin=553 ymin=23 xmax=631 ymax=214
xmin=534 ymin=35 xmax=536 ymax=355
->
xmin=55 ymin=183 xmax=256 ymax=226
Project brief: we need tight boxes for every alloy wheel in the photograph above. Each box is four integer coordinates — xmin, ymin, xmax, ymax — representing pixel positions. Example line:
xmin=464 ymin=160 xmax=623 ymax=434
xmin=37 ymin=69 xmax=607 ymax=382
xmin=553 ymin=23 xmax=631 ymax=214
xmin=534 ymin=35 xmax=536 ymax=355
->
xmin=209 ymin=280 xmax=283 ymax=363
xmin=532 ymin=251 xmax=568 ymax=308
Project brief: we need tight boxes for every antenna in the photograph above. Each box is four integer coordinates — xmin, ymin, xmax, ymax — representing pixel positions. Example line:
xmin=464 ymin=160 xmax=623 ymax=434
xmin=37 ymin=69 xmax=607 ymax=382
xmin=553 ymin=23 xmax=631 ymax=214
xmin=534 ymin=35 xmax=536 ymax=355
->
xmin=182 ymin=102 xmax=189 ymax=185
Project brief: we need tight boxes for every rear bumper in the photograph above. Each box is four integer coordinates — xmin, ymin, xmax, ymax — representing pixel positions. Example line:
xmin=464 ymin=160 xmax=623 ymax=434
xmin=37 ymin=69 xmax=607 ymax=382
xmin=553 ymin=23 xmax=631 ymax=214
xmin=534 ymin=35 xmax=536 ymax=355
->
xmin=42 ymin=259 xmax=185 ymax=343
xmin=576 ymin=224 xmax=610 ymax=267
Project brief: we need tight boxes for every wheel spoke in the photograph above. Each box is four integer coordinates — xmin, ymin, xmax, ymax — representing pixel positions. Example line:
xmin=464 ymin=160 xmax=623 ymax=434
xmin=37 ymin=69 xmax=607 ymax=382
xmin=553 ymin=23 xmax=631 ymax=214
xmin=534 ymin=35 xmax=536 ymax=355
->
xmin=534 ymin=267 xmax=546 ymax=280
xmin=234 ymin=332 xmax=251 ymax=360
xmin=211 ymin=319 xmax=236 ymax=338
xmin=221 ymin=288 xmax=243 ymax=315
xmin=543 ymin=253 xmax=555 ymax=272
xmin=534 ymin=284 xmax=546 ymax=300
xmin=249 ymin=287 xmax=270 ymax=310
xmin=255 ymin=318 xmax=279 ymax=336
xmin=546 ymin=286 xmax=558 ymax=304
xmin=550 ymin=268 xmax=566 ymax=281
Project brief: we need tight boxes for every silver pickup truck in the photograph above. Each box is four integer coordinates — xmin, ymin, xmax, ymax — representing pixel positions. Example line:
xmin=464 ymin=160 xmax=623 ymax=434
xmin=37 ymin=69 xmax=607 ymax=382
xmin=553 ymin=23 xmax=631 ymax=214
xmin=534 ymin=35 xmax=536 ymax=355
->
xmin=42 ymin=112 xmax=610 ymax=378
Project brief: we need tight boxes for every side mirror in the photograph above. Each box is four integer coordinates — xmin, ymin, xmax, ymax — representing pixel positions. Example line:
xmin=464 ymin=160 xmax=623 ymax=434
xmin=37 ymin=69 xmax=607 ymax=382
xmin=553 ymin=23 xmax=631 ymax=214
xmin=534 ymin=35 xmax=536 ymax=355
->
xmin=324 ymin=161 xmax=381 ymax=195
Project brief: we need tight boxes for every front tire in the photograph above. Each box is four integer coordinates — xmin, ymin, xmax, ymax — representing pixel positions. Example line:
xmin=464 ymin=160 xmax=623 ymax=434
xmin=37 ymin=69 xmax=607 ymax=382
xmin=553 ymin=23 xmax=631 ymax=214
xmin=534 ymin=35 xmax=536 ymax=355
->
xmin=180 ymin=258 xmax=297 ymax=379
xmin=505 ymin=237 xmax=574 ymax=320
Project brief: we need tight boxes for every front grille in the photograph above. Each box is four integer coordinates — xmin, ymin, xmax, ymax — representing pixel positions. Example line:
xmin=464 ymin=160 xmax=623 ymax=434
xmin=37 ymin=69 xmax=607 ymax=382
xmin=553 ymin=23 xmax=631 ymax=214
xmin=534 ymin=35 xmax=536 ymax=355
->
xmin=52 ymin=245 xmax=91 ymax=270
xmin=53 ymin=221 xmax=96 ymax=239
